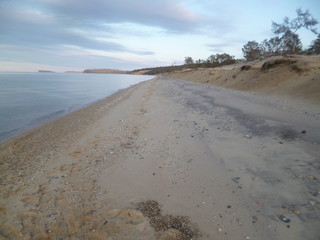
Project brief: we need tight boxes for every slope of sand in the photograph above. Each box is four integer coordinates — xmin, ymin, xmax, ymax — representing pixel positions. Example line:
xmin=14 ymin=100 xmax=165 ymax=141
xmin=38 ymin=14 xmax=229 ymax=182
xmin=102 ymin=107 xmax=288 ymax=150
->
xmin=1 ymin=77 xmax=320 ymax=240
xmin=163 ymin=55 xmax=320 ymax=103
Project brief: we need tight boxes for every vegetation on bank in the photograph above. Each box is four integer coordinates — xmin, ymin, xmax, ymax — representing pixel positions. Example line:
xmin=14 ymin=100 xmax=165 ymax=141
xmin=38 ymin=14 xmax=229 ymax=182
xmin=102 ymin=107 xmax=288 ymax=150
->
xmin=132 ymin=8 xmax=319 ymax=75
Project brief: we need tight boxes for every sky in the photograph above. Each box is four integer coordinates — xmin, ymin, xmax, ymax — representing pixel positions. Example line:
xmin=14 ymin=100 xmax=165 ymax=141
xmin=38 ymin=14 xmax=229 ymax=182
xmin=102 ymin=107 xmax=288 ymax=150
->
xmin=0 ymin=0 xmax=319 ymax=72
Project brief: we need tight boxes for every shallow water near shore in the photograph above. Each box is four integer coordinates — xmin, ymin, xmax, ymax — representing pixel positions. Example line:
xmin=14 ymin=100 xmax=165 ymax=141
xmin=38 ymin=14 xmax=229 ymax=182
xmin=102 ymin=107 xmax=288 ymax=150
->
xmin=0 ymin=72 xmax=153 ymax=142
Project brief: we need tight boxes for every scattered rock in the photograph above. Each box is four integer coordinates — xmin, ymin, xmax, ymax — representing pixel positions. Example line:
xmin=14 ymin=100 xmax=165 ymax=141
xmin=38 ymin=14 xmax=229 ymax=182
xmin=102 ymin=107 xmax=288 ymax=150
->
xmin=279 ymin=215 xmax=291 ymax=223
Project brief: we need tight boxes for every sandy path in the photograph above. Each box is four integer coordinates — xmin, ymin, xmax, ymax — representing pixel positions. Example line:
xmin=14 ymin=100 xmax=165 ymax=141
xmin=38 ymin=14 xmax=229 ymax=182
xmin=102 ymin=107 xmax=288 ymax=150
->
xmin=1 ymin=77 xmax=320 ymax=239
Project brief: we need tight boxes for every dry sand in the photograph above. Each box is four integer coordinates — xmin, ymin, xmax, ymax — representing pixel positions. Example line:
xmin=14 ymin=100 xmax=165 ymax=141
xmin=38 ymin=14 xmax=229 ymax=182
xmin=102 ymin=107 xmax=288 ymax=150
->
xmin=1 ymin=73 xmax=320 ymax=239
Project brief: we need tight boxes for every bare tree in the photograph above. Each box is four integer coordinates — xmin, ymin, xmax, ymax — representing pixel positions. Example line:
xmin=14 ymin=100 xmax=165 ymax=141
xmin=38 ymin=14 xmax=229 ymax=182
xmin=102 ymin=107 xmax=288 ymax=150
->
xmin=272 ymin=8 xmax=318 ymax=53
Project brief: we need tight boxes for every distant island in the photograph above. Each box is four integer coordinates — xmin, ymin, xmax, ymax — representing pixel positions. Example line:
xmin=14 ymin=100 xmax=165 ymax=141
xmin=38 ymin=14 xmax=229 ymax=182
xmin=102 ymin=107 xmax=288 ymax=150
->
xmin=38 ymin=70 xmax=55 ymax=73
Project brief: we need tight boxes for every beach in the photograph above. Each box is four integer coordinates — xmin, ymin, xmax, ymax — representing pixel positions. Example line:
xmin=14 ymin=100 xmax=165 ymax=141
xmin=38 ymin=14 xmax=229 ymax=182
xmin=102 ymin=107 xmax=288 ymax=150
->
xmin=1 ymin=76 xmax=320 ymax=239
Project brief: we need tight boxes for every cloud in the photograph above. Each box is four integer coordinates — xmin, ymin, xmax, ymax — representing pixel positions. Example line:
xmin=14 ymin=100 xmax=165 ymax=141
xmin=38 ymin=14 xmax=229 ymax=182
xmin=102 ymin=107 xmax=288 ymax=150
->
xmin=0 ymin=0 xmax=200 ymax=58
xmin=32 ymin=0 xmax=203 ymax=32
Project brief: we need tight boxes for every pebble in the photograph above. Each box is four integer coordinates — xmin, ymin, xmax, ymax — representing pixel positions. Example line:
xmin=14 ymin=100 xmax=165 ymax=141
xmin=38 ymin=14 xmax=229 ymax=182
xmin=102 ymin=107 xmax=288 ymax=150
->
xmin=312 ymin=191 xmax=320 ymax=197
xmin=309 ymin=201 xmax=316 ymax=206
xmin=279 ymin=215 xmax=291 ymax=223
xmin=291 ymin=209 xmax=300 ymax=215
xmin=232 ymin=177 xmax=240 ymax=183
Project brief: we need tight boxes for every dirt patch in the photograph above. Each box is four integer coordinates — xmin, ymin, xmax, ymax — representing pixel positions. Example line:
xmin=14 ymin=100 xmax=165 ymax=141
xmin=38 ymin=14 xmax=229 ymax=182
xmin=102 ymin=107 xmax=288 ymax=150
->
xmin=136 ymin=200 xmax=200 ymax=240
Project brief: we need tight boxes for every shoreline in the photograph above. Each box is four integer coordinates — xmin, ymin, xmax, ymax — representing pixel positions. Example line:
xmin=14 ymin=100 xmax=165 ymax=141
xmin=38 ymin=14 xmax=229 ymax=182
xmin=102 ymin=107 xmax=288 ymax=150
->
xmin=1 ymin=77 xmax=320 ymax=239
xmin=0 ymin=72 xmax=153 ymax=144
xmin=0 ymin=80 xmax=148 ymax=182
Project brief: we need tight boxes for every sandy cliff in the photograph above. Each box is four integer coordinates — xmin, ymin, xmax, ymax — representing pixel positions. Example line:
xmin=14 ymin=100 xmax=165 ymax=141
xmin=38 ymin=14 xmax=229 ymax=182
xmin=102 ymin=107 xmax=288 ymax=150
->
xmin=163 ymin=55 xmax=320 ymax=102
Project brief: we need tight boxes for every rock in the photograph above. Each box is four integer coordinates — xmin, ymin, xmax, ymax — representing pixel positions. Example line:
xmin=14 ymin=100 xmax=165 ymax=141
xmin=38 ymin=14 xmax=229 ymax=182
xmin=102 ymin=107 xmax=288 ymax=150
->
xmin=309 ymin=201 xmax=316 ymax=206
xmin=279 ymin=215 xmax=291 ymax=223
xmin=232 ymin=177 xmax=240 ymax=183
xmin=291 ymin=209 xmax=300 ymax=215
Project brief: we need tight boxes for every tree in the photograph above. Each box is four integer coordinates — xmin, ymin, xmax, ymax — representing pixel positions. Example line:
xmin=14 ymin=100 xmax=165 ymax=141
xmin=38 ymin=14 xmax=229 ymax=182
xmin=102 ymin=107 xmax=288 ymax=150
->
xmin=307 ymin=34 xmax=320 ymax=54
xmin=206 ymin=53 xmax=236 ymax=67
xmin=242 ymin=41 xmax=261 ymax=61
xmin=260 ymin=37 xmax=282 ymax=56
xmin=281 ymin=30 xmax=302 ymax=53
xmin=272 ymin=8 xmax=318 ymax=53
xmin=214 ymin=53 xmax=236 ymax=65
xmin=184 ymin=56 xmax=194 ymax=66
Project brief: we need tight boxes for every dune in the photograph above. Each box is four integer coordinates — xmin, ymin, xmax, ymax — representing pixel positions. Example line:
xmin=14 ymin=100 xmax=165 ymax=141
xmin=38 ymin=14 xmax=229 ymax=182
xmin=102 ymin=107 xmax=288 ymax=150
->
xmin=163 ymin=55 xmax=320 ymax=103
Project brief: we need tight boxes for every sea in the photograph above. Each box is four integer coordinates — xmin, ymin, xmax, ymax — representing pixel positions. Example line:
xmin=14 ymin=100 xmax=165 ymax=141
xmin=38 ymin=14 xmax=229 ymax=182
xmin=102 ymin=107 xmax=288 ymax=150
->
xmin=0 ymin=72 xmax=153 ymax=143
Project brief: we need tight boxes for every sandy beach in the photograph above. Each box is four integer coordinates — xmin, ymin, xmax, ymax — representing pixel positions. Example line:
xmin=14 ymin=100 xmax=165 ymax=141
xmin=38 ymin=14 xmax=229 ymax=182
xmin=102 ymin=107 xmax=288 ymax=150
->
xmin=1 ymin=76 xmax=320 ymax=239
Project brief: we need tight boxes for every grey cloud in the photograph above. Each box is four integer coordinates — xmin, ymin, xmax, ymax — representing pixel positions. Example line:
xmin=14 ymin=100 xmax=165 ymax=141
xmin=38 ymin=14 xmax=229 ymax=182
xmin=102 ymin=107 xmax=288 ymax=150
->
xmin=0 ymin=0 xmax=189 ymax=56
xmin=32 ymin=0 xmax=203 ymax=32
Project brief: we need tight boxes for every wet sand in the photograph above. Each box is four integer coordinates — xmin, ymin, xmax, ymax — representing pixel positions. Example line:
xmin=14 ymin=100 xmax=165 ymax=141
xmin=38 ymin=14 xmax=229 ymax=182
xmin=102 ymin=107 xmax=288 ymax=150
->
xmin=1 ymin=77 xmax=320 ymax=239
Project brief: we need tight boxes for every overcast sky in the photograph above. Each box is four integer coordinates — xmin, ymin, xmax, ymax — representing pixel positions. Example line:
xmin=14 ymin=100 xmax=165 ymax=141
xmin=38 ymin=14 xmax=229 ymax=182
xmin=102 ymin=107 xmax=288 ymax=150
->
xmin=0 ymin=0 xmax=319 ymax=72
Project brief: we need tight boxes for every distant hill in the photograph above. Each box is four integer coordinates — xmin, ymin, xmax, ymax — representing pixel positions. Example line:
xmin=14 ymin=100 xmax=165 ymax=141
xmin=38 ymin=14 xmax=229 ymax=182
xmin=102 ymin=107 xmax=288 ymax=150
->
xmin=83 ymin=69 xmax=129 ymax=74
xmin=38 ymin=70 xmax=55 ymax=73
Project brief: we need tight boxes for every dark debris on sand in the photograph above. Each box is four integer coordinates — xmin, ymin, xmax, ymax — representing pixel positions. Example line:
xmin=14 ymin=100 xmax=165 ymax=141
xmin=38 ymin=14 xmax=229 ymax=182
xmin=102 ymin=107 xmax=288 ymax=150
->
xmin=136 ymin=200 xmax=200 ymax=240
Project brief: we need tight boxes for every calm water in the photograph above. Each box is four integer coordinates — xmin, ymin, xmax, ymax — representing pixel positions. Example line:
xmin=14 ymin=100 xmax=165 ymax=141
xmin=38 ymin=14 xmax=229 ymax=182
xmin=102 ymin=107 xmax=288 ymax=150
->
xmin=0 ymin=72 xmax=153 ymax=142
